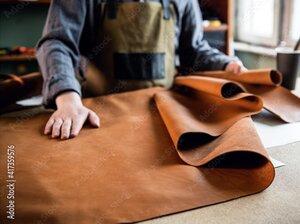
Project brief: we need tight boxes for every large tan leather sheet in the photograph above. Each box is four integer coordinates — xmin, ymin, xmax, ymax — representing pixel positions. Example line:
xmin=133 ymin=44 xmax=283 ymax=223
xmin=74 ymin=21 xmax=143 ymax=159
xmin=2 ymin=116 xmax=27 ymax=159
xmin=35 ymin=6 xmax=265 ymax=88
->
xmin=2 ymin=69 xmax=298 ymax=223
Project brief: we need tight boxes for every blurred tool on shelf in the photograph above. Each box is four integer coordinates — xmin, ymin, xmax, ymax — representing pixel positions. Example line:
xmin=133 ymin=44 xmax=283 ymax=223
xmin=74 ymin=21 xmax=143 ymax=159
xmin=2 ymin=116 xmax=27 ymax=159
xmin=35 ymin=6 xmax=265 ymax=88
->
xmin=0 ymin=46 xmax=35 ymax=57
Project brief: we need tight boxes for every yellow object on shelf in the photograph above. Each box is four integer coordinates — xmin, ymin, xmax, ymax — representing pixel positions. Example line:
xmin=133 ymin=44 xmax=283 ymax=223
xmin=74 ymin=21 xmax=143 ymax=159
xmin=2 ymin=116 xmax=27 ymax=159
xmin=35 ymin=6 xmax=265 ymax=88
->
xmin=209 ymin=20 xmax=222 ymax=27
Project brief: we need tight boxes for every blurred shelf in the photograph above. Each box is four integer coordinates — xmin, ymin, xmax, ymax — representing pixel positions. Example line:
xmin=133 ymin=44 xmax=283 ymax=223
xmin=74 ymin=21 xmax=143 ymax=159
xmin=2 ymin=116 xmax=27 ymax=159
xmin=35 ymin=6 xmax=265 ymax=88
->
xmin=0 ymin=55 xmax=36 ymax=62
xmin=204 ymin=24 xmax=228 ymax=32
xmin=199 ymin=0 xmax=232 ymax=54
xmin=0 ymin=0 xmax=50 ymax=4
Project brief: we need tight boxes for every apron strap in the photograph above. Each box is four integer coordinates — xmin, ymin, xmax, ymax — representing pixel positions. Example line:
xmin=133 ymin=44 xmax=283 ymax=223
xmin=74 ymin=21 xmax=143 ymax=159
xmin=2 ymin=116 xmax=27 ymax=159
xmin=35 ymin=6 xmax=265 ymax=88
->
xmin=107 ymin=0 xmax=118 ymax=19
xmin=107 ymin=0 xmax=170 ymax=20
xmin=160 ymin=0 xmax=170 ymax=20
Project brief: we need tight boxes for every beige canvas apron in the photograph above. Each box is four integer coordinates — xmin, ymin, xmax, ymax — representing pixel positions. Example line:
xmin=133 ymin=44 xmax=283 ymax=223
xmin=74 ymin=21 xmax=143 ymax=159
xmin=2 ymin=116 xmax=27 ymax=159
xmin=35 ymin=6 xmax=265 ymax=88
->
xmin=85 ymin=0 xmax=176 ymax=96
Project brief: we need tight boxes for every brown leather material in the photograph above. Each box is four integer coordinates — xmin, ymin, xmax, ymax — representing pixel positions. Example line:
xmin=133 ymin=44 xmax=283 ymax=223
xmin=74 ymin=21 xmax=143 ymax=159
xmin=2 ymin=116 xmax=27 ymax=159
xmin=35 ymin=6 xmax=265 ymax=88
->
xmin=0 ymin=84 xmax=275 ymax=223
xmin=155 ymin=77 xmax=263 ymax=166
xmin=0 ymin=72 xmax=42 ymax=107
xmin=192 ymin=69 xmax=300 ymax=122
xmin=242 ymin=84 xmax=300 ymax=122
xmin=174 ymin=75 xmax=246 ymax=97
xmin=193 ymin=69 xmax=283 ymax=86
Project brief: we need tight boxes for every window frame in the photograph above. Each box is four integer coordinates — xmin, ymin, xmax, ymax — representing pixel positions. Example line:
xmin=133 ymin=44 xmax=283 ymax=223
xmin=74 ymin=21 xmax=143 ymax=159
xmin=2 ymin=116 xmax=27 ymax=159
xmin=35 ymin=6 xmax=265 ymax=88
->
xmin=235 ymin=0 xmax=282 ymax=47
xmin=282 ymin=0 xmax=300 ymax=47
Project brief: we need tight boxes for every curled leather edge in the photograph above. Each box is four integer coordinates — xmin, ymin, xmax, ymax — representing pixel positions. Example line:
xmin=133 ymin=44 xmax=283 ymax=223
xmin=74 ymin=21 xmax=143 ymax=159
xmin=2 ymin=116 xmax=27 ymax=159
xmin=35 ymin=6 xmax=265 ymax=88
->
xmin=153 ymin=89 xmax=275 ymax=193
xmin=241 ymin=84 xmax=300 ymax=123
xmin=154 ymin=89 xmax=275 ymax=192
xmin=175 ymin=75 xmax=246 ymax=98
xmin=154 ymin=87 xmax=264 ymax=163
xmin=192 ymin=69 xmax=282 ymax=86
xmin=188 ymin=70 xmax=300 ymax=123
xmin=175 ymin=117 xmax=271 ymax=166
xmin=155 ymin=74 xmax=263 ymax=142
xmin=154 ymin=75 xmax=267 ymax=169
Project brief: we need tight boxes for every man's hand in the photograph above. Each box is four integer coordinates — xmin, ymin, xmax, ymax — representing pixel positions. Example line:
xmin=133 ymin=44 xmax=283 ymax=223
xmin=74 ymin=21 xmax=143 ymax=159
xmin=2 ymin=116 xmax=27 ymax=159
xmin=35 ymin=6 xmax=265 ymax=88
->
xmin=44 ymin=91 xmax=100 ymax=140
xmin=225 ymin=61 xmax=247 ymax=75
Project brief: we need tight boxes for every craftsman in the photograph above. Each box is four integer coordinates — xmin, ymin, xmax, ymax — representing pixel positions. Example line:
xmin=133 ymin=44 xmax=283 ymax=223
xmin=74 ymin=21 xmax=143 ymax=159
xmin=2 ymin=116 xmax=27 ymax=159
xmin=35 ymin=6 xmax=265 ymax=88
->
xmin=36 ymin=0 xmax=246 ymax=140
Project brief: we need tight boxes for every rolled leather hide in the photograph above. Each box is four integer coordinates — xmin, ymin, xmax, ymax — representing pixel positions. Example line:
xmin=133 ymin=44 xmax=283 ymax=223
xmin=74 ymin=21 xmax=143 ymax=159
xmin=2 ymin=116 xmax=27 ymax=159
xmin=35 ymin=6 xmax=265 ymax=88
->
xmin=193 ymin=69 xmax=300 ymax=122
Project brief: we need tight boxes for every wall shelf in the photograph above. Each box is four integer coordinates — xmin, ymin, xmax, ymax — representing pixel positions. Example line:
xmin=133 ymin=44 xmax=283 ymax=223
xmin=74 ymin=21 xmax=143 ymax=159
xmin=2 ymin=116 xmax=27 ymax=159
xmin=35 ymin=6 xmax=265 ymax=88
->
xmin=204 ymin=24 xmax=228 ymax=32
xmin=1 ymin=0 xmax=232 ymax=58
xmin=199 ymin=0 xmax=232 ymax=55
xmin=0 ymin=55 xmax=36 ymax=62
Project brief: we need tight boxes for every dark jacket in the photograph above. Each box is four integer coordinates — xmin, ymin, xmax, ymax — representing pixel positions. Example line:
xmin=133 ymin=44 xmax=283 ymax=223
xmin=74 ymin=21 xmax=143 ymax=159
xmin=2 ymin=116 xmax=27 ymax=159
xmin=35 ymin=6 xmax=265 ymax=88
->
xmin=36 ymin=0 xmax=237 ymax=108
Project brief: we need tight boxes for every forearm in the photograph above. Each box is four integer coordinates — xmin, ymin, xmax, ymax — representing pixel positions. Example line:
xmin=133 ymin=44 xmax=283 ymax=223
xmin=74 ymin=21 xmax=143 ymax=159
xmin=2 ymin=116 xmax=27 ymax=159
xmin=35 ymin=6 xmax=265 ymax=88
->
xmin=37 ymin=40 xmax=82 ymax=108
xmin=181 ymin=40 xmax=237 ymax=71
xmin=178 ymin=0 xmax=238 ymax=71
xmin=36 ymin=0 xmax=87 ymax=108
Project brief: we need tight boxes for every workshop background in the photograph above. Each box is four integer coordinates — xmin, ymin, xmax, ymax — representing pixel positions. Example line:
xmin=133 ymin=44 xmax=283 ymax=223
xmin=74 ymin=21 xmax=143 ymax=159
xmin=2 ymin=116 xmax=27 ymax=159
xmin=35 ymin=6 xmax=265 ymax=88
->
xmin=1 ymin=0 xmax=299 ymax=75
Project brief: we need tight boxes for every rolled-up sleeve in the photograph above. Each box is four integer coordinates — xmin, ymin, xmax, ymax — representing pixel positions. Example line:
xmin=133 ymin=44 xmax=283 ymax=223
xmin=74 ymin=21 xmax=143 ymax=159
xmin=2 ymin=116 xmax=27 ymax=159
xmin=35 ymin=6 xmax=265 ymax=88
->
xmin=178 ymin=0 xmax=237 ymax=72
xmin=36 ymin=0 xmax=87 ymax=108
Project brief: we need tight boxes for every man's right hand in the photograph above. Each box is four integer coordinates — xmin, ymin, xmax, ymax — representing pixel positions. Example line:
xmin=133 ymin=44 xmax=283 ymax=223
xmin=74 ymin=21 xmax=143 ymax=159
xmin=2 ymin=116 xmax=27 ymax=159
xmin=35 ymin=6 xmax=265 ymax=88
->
xmin=44 ymin=91 xmax=100 ymax=140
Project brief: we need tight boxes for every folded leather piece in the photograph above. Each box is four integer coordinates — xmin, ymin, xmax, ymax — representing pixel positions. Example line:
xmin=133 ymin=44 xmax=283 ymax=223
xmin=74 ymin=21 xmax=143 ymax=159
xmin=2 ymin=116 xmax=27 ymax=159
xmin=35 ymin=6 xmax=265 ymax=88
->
xmin=193 ymin=69 xmax=300 ymax=122
xmin=156 ymin=76 xmax=263 ymax=165
xmin=0 ymin=83 xmax=275 ymax=223
xmin=174 ymin=75 xmax=246 ymax=97
xmin=242 ymin=85 xmax=300 ymax=122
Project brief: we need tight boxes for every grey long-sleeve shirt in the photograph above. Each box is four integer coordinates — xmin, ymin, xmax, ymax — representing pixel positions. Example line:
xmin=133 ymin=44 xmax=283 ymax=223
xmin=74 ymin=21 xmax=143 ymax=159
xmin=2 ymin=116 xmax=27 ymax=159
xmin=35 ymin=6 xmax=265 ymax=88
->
xmin=36 ymin=0 xmax=237 ymax=108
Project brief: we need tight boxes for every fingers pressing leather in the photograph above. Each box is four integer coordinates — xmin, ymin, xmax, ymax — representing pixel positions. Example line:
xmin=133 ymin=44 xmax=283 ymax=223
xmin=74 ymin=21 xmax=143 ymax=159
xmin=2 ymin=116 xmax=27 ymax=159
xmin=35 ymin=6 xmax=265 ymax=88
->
xmin=45 ymin=104 xmax=100 ymax=139
xmin=70 ymin=117 xmax=85 ymax=138
xmin=88 ymin=110 xmax=100 ymax=128
xmin=52 ymin=119 xmax=63 ymax=138
xmin=44 ymin=117 xmax=55 ymax=135
xmin=61 ymin=118 xmax=72 ymax=140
